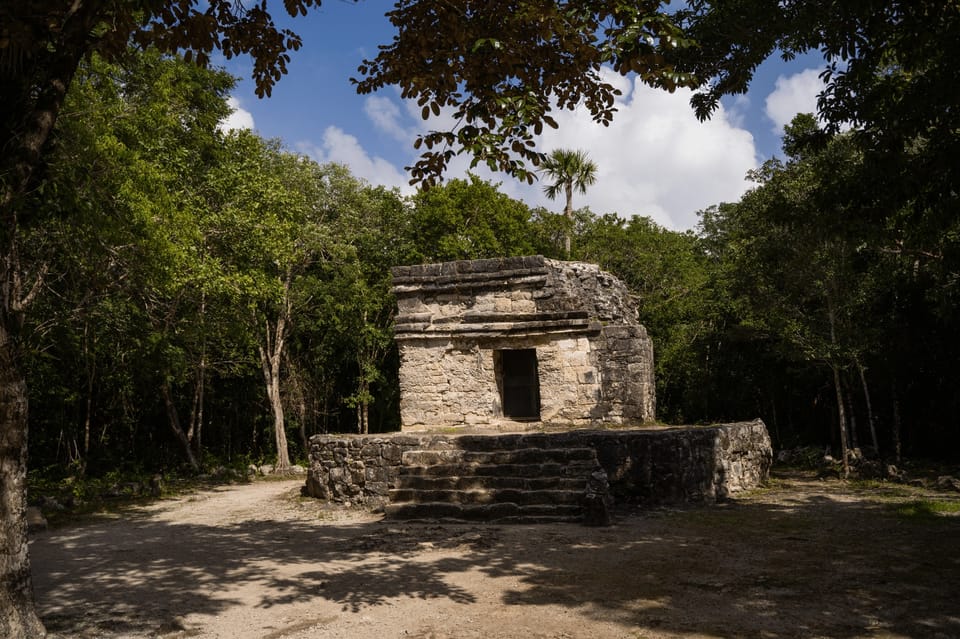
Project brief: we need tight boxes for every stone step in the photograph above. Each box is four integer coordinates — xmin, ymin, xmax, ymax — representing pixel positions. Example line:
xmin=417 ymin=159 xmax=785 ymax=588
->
xmin=427 ymin=434 xmax=576 ymax=452
xmin=389 ymin=488 xmax=584 ymax=506
xmin=383 ymin=501 xmax=583 ymax=522
xmin=395 ymin=474 xmax=587 ymax=492
xmin=397 ymin=460 xmax=598 ymax=479
xmin=385 ymin=444 xmax=605 ymax=524
xmin=400 ymin=447 xmax=597 ymax=466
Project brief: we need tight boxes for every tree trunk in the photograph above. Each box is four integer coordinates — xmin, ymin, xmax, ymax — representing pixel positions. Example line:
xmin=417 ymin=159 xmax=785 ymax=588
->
xmin=891 ymin=378 xmax=902 ymax=464
xmin=194 ymin=363 xmax=205 ymax=456
xmin=832 ymin=365 xmax=850 ymax=478
xmin=160 ymin=382 xmax=200 ymax=472
xmin=79 ymin=319 xmax=95 ymax=477
xmin=844 ymin=377 xmax=859 ymax=451
xmin=0 ymin=9 xmax=106 ymax=635
xmin=298 ymin=400 xmax=308 ymax=452
xmin=266 ymin=368 xmax=291 ymax=471
xmin=855 ymin=358 xmax=880 ymax=456
xmin=825 ymin=291 xmax=849 ymax=477
xmin=193 ymin=291 xmax=207 ymax=455
xmin=285 ymin=356 xmax=310 ymax=452
xmin=297 ymin=393 xmax=308 ymax=453
xmin=187 ymin=368 xmax=204 ymax=459
xmin=563 ymin=182 xmax=573 ymax=257
xmin=356 ymin=395 xmax=369 ymax=435
xmin=0 ymin=328 xmax=47 ymax=639
xmin=258 ymin=296 xmax=291 ymax=472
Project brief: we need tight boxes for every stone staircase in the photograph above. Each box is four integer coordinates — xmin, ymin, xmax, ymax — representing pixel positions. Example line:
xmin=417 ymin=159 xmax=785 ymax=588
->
xmin=384 ymin=440 xmax=604 ymax=523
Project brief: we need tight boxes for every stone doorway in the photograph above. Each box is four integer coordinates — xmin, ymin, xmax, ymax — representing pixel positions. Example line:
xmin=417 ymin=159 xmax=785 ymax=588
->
xmin=496 ymin=349 xmax=540 ymax=420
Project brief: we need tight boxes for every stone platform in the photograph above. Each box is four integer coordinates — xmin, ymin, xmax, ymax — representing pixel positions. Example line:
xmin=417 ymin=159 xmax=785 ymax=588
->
xmin=303 ymin=420 xmax=772 ymax=522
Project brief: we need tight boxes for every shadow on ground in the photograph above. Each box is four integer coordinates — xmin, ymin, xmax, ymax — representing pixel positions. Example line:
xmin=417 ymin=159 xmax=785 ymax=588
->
xmin=30 ymin=474 xmax=960 ymax=638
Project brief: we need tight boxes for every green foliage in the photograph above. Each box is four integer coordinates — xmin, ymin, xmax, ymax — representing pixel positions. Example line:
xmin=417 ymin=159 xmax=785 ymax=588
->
xmin=574 ymin=212 xmax=728 ymax=422
xmin=355 ymin=0 xmax=695 ymax=185
xmin=22 ymin=50 xmax=413 ymax=477
xmin=408 ymin=175 xmax=539 ymax=262
xmin=674 ymin=1 xmax=960 ymax=315
xmin=540 ymin=148 xmax=598 ymax=255
xmin=894 ymin=500 xmax=960 ymax=520
xmin=695 ymin=113 xmax=960 ymax=456
xmin=14 ymin=6 xmax=960 ymax=481
xmin=541 ymin=149 xmax=599 ymax=205
xmin=0 ymin=0 xmax=326 ymax=100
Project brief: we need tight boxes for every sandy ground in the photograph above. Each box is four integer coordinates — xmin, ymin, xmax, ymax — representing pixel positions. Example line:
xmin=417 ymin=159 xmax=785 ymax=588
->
xmin=29 ymin=472 xmax=960 ymax=639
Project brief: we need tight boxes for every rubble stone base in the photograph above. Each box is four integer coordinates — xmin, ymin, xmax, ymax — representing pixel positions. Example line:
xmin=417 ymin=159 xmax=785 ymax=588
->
xmin=304 ymin=420 xmax=772 ymax=509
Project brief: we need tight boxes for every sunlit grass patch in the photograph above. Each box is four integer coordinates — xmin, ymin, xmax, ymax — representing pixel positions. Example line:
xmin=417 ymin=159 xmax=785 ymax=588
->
xmin=893 ymin=499 xmax=960 ymax=519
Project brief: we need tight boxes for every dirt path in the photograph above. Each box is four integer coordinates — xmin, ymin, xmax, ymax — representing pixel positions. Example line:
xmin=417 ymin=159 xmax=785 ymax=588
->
xmin=29 ymin=474 xmax=960 ymax=639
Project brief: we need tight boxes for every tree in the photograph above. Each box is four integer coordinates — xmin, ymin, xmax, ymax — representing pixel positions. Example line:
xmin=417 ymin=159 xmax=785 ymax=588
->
xmin=540 ymin=149 xmax=598 ymax=257
xmin=408 ymin=175 xmax=539 ymax=262
xmin=671 ymin=0 xmax=960 ymax=268
xmin=205 ymin=132 xmax=337 ymax=472
xmin=1 ymin=2 xmax=332 ymax=633
xmin=33 ymin=50 xmax=256 ymax=475
xmin=355 ymin=0 xmax=695 ymax=184
xmin=672 ymin=0 xmax=960 ymax=457
xmin=696 ymin=114 xmax=894 ymax=469
xmin=326 ymin=177 xmax=409 ymax=435
xmin=671 ymin=1 xmax=959 ymax=130
xmin=575 ymin=212 xmax=726 ymax=423
xmin=8 ymin=0 xmax=898 ymax=632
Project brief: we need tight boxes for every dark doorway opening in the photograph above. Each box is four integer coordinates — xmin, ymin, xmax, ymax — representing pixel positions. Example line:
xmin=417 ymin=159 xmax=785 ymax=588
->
xmin=496 ymin=349 xmax=540 ymax=420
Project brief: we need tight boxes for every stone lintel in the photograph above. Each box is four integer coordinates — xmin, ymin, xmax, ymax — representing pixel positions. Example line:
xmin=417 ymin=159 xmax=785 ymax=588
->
xmin=462 ymin=310 xmax=589 ymax=323
xmin=394 ymin=319 xmax=602 ymax=340
xmin=392 ymin=273 xmax=548 ymax=296
xmin=397 ymin=310 xmax=588 ymax=327
xmin=395 ymin=310 xmax=593 ymax=332
xmin=391 ymin=255 xmax=547 ymax=282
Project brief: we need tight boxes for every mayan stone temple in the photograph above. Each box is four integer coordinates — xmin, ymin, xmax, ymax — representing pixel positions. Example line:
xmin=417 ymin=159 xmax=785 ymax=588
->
xmin=390 ymin=255 xmax=655 ymax=431
xmin=303 ymin=256 xmax=772 ymax=522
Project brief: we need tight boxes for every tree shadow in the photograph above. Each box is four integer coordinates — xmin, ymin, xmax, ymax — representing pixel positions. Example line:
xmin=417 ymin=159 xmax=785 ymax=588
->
xmin=30 ymin=481 xmax=960 ymax=638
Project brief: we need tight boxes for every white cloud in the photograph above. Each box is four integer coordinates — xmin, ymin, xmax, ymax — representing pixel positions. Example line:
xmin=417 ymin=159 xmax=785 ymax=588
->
xmin=514 ymin=77 xmax=759 ymax=230
xmin=295 ymin=126 xmax=413 ymax=195
xmin=764 ymin=68 xmax=825 ymax=133
xmin=364 ymin=95 xmax=416 ymax=142
xmin=219 ymin=96 xmax=255 ymax=132
xmin=304 ymin=69 xmax=762 ymax=231
xmin=725 ymin=95 xmax=752 ymax=129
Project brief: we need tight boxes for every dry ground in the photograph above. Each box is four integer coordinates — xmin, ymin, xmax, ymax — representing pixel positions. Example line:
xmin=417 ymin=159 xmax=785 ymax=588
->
xmin=29 ymin=471 xmax=960 ymax=639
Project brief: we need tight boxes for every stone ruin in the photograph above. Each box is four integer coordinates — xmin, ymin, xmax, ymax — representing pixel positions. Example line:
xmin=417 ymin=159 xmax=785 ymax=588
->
xmin=302 ymin=256 xmax=773 ymax=519
xmin=303 ymin=421 xmax=774 ymax=513
xmin=390 ymin=255 xmax=656 ymax=431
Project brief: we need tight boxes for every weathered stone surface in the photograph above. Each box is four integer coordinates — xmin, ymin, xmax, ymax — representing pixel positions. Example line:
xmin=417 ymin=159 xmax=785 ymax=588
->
xmin=937 ymin=475 xmax=960 ymax=493
xmin=391 ymin=256 xmax=655 ymax=431
xmin=582 ymin=469 xmax=613 ymax=526
xmin=303 ymin=420 xmax=772 ymax=514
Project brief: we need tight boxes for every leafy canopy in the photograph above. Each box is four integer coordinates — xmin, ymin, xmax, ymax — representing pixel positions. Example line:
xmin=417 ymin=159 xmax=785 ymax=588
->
xmin=354 ymin=0 xmax=695 ymax=185
xmin=0 ymin=0 xmax=319 ymax=97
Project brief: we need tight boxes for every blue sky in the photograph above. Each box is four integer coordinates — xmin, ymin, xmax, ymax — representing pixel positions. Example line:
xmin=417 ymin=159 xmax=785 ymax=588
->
xmin=218 ymin=2 xmax=829 ymax=231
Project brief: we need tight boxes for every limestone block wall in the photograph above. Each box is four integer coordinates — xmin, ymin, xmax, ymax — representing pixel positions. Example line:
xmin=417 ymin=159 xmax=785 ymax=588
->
xmin=302 ymin=434 xmax=424 ymax=505
xmin=303 ymin=420 xmax=773 ymax=507
xmin=391 ymin=256 xmax=656 ymax=431
xmin=595 ymin=325 xmax=656 ymax=424
xmin=397 ymin=335 xmax=610 ymax=427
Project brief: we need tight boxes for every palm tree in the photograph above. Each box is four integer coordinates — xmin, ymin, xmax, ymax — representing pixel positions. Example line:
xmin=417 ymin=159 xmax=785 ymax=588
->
xmin=540 ymin=148 xmax=598 ymax=256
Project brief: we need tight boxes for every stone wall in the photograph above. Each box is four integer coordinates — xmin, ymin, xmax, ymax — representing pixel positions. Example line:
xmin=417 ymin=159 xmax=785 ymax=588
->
xmin=303 ymin=420 xmax=772 ymax=507
xmin=391 ymin=256 xmax=655 ymax=431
